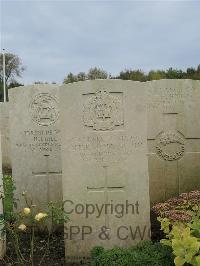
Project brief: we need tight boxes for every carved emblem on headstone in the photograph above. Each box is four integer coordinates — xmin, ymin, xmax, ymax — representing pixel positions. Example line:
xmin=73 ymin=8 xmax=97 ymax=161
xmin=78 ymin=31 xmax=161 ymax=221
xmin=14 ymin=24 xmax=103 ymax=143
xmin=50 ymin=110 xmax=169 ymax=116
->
xmin=30 ymin=93 xmax=59 ymax=126
xmin=83 ymin=90 xmax=124 ymax=130
xmin=155 ymin=131 xmax=185 ymax=161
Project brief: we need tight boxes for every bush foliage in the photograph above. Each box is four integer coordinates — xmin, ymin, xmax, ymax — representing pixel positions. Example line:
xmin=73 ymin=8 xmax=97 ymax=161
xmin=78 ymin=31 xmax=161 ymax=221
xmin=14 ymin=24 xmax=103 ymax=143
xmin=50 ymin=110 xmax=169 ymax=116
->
xmin=91 ymin=241 xmax=174 ymax=266
xmin=153 ymin=191 xmax=200 ymax=266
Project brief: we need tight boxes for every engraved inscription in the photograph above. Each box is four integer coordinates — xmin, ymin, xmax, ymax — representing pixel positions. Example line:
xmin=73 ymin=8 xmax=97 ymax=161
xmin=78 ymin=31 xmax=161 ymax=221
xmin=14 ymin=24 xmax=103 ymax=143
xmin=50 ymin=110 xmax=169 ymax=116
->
xmin=155 ymin=131 xmax=185 ymax=161
xmin=83 ymin=90 xmax=123 ymax=131
xmin=16 ymin=129 xmax=61 ymax=153
xmin=69 ymin=134 xmax=143 ymax=164
xmin=148 ymin=87 xmax=193 ymax=111
xmin=30 ymin=93 xmax=59 ymax=126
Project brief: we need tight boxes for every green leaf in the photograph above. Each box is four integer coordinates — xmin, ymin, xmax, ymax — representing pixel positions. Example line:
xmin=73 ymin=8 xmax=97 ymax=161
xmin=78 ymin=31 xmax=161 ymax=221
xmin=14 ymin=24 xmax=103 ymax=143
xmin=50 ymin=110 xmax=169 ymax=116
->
xmin=194 ymin=255 xmax=200 ymax=266
xmin=174 ymin=256 xmax=186 ymax=266
xmin=160 ymin=239 xmax=172 ymax=247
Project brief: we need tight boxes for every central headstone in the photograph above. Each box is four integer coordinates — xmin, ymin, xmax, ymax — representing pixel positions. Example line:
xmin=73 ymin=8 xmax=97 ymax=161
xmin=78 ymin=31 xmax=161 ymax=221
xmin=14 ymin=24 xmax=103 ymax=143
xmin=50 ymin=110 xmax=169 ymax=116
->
xmin=60 ymin=80 xmax=150 ymax=263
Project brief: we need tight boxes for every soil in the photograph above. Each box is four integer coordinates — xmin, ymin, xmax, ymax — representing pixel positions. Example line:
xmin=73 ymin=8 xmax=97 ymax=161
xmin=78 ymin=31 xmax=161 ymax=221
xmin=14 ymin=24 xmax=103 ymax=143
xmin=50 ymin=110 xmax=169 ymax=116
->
xmin=1 ymin=231 xmax=65 ymax=266
xmin=0 ymin=211 xmax=163 ymax=266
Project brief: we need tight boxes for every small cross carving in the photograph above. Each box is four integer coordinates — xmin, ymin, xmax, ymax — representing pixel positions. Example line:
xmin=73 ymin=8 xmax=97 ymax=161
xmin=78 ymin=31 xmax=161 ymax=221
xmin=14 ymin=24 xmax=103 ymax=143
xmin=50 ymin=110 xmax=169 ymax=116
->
xmin=87 ymin=166 xmax=125 ymax=227
xmin=32 ymin=154 xmax=62 ymax=203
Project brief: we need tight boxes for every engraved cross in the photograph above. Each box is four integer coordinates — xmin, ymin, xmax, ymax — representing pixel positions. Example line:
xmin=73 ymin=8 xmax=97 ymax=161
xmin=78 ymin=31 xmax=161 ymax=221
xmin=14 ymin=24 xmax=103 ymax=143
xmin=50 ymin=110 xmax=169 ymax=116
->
xmin=32 ymin=154 xmax=62 ymax=203
xmin=87 ymin=166 xmax=125 ymax=228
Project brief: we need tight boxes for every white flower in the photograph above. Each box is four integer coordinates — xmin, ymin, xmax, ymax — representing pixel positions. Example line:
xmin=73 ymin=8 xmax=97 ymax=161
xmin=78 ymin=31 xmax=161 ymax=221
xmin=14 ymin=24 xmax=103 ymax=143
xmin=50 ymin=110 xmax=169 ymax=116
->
xmin=18 ymin=224 xmax=26 ymax=231
xmin=23 ymin=208 xmax=31 ymax=215
xmin=22 ymin=191 xmax=27 ymax=196
xmin=35 ymin=212 xmax=48 ymax=221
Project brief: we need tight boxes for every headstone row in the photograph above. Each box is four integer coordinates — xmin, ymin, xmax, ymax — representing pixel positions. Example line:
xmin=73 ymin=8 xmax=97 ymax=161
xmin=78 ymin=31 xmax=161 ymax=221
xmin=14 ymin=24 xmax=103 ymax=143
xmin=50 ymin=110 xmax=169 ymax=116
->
xmin=6 ymin=80 xmax=200 ymax=208
xmin=0 ymin=79 xmax=198 ymax=262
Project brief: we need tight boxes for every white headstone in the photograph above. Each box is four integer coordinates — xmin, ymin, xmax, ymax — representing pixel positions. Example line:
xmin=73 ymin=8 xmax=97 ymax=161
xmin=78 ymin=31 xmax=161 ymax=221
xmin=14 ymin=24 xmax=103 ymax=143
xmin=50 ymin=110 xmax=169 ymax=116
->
xmin=147 ymin=79 xmax=200 ymax=204
xmin=9 ymin=85 xmax=62 ymax=209
xmin=60 ymin=80 xmax=150 ymax=263
xmin=0 ymin=102 xmax=11 ymax=172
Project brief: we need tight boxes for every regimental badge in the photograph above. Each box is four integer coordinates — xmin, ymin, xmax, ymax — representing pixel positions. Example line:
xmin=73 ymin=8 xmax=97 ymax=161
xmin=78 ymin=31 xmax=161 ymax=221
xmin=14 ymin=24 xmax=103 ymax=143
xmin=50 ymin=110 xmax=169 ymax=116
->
xmin=155 ymin=131 xmax=185 ymax=161
xmin=30 ymin=93 xmax=59 ymax=126
xmin=83 ymin=90 xmax=124 ymax=131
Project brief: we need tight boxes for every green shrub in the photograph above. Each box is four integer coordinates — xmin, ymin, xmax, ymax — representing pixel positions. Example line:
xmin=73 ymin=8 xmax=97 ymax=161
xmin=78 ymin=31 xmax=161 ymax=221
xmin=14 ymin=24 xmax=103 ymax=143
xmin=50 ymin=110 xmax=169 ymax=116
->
xmin=2 ymin=175 xmax=16 ymax=222
xmin=0 ymin=190 xmax=69 ymax=265
xmin=153 ymin=191 xmax=200 ymax=266
xmin=91 ymin=241 xmax=174 ymax=266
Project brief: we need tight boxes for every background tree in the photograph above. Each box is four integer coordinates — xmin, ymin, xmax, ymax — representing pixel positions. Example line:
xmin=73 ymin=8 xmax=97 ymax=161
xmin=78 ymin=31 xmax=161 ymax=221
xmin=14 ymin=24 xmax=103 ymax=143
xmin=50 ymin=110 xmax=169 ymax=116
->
xmin=117 ymin=65 xmax=200 ymax=81
xmin=0 ymin=53 xmax=25 ymax=101
xmin=165 ymin=67 xmax=184 ymax=79
xmin=63 ymin=73 xmax=78 ymax=84
xmin=87 ymin=67 xmax=108 ymax=80
xmin=63 ymin=67 xmax=108 ymax=84
xmin=0 ymin=53 xmax=25 ymax=85
xmin=118 ymin=69 xmax=147 ymax=81
xmin=64 ymin=65 xmax=200 ymax=84
xmin=186 ymin=65 xmax=200 ymax=80
xmin=147 ymin=70 xmax=166 ymax=80
xmin=77 ymin=72 xmax=86 ymax=82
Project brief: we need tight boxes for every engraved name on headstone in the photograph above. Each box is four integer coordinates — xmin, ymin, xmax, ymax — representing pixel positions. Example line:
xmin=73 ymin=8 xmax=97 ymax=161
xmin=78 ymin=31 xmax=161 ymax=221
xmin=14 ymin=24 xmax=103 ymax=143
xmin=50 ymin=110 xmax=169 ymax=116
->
xmin=60 ymin=80 xmax=150 ymax=263
xmin=9 ymin=85 xmax=62 ymax=209
xmin=147 ymin=79 xmax=200 ymax=204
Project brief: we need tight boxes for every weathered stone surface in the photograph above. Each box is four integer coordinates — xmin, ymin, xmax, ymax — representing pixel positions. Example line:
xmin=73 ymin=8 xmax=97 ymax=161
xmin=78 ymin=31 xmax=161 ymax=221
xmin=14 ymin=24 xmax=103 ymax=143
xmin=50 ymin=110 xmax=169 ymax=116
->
xmin=9 ymin=85 xmax=62 ymax=209
xmin=60 ymin=80 xmax=150 ymax=263
xmin=0 ymin=102 xmax=11 ymax=172
xmin=0 ymin=133 xmax=6 ymax=258
xmin=147 ymin=79 xmax=200 ymax=204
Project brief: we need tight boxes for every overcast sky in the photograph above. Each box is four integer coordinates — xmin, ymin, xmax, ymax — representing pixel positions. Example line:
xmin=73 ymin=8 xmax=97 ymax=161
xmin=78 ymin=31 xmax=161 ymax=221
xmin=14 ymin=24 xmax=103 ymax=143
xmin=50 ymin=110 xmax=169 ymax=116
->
xmin=1 ymin=0 xmax=200 ymax=85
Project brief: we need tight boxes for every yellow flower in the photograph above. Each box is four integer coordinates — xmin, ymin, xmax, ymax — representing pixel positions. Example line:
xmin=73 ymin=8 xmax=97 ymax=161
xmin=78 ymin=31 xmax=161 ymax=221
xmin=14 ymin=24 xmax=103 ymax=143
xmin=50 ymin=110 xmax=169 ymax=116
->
xmin=18 ymin=224 xmax=26 ymax=231
xmin=23 ymin=208 xmax=31 ymax=215
xmin=35 ymin=212 xmax=48 ymax=221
